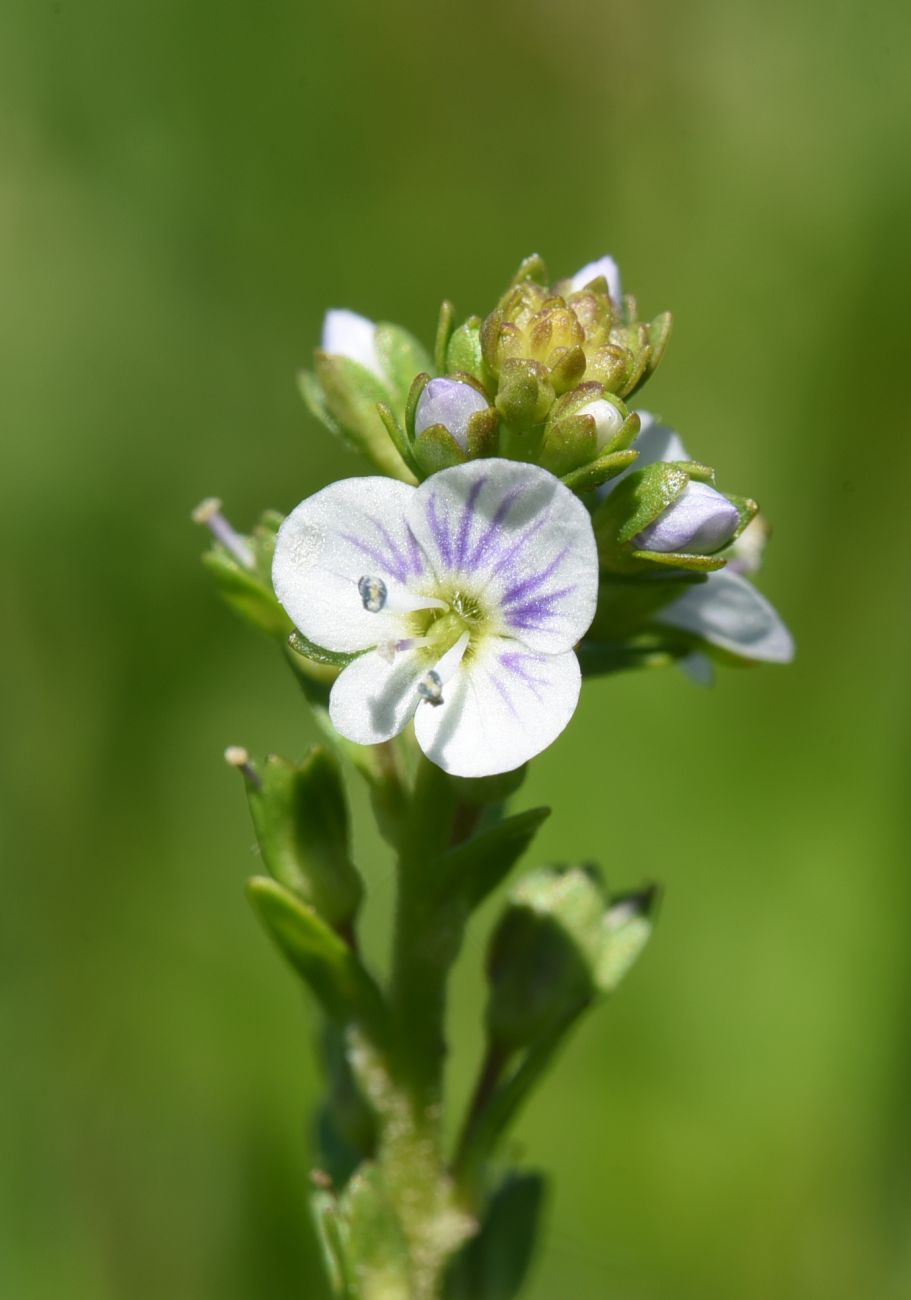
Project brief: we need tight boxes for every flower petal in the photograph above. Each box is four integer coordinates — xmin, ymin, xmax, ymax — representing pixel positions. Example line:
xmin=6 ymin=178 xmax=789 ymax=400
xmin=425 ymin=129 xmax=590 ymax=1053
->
xmin=657 ymin=570 xmax=795 ymax=663
xmin=414 ymin=638 xmax=582 ymax=777
xmin=321 ymin=309 xmax=385 ymax=381
xmin=569 ymin=255 xmax=623 ymax=301
xmin=329 ymin=646 xmax=426 ymax=745
xmin=273 ymin=477 xmax=430 ymax=653
xmin=407 ymin=459 xmax=599 ymax=655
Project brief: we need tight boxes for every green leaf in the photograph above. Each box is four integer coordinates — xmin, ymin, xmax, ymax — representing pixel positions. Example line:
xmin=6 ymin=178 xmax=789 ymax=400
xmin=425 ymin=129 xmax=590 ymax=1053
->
xmin=247 ymin=877 xmax=387 ymax=1034
xmin=376 ymin=401 xmax=420 ymax=478
xmin=437 ymin=808 xmax=551 ymax=910
xmin=311 ymin=353 xmax=415 ymax=481
xmin=444 ymin=1172 xmax=546 ymax=1300
xmin=201 ymin=546 xmax=292 ymax=640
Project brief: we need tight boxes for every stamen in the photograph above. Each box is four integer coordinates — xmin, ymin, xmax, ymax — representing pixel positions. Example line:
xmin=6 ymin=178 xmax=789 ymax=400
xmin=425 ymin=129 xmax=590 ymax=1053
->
xmin=416 ymin=631 xmax=470 ymax=709
xmin=193 ymin=497 xmax=255 ymax=569
xmin=418 ymin=669 xmax=444 ymax=706
xmin=224 ymin=745 xmax=261 ymax=789
xmin=358 ymin=575 xmax=387 ymax=612
xmin=357 ymin=575 xmax=447 ymax=615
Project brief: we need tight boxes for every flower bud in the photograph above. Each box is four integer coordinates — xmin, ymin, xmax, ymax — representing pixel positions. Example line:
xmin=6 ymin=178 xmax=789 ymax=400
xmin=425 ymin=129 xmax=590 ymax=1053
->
xmin=239 ymin=747 xmax=364 ymax=930
xmin=414 ymin=377 xmax=491 ymax=451
xmin=485 ymin=865 xmax=606 ymax=1051
xmin=568 ymin=254 xmax=623 ymax=302
xmin=321 ymin=309 xmax=385 ymax=381
xmin=576 ymin=397 xmax=625 ymax=451
xmin=633 ymin=480 xmax=740 ymax=555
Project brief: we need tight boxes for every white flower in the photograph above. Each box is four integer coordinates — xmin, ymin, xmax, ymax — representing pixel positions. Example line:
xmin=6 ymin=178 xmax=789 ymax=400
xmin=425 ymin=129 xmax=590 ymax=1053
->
xmin=321 ymin=309 xmax=385 ymax=382
xmin=569 ymin=255 xmax=623 ymax=302
xmin=272 ymin=460 xmax=599 ymax=777
xmin=615 ymin=413 xmax=794 ymax=667
xmin=414 ymin=378 xmax=490 ymax=451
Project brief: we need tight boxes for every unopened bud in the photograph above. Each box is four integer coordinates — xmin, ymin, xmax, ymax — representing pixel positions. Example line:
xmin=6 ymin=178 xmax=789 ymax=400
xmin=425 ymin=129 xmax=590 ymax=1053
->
xmin=634 ymin=481 xmax=740 ymax=555
xmin=576 ymin=397 xmax=625 ymax=450
xmin=321 ymin=308 xmax=384 ymax=381
xmin=569 ymin=254 xmax=623 ymax=302
xmin=414 ymin=377 xmax=489 ymax=451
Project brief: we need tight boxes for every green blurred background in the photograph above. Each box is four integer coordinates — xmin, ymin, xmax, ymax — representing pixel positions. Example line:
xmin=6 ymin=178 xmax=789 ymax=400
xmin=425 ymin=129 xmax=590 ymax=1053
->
xmin=3 ymin=1 xmax=910 ymax=1296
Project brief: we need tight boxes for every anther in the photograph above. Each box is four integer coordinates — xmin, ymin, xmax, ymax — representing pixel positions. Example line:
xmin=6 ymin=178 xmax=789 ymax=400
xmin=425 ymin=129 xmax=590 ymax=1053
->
xmin=224 ymin=745 xmax=261 ymax=789
xmin=417 ymin=669 xmax=444 ymax=706
xmin=192 ymin=497 xmax=255 ymax=570
xmin=358 ymin=575 xmax=387 ymax=612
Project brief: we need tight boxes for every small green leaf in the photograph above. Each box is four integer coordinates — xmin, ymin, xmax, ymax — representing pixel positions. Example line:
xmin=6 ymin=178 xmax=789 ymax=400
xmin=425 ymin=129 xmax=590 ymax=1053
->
xmin=438 ymin=808 xmax=551 ymax=910
xmin=560 ymin=448 xmax=638 ymax=494
xmin=444 ymin=1172 xmax=546 ymax=1300
xmin=311 ymin=353 xmax=415 ymax=481
xmin=247 ymin=877 xmax=387 ymax=1034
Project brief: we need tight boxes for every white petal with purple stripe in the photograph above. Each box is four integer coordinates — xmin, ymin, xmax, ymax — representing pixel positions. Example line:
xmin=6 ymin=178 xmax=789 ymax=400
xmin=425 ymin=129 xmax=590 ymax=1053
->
xmin=272 ymin=459 xmax=600 ymax=776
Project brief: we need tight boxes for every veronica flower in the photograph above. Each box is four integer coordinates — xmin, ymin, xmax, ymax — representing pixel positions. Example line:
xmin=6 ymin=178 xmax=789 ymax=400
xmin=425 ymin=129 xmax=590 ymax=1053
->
xmin=616 ymin=413 xmax=794 ymax=668
xmin=272 ymin=460 xmax=599 ymax=777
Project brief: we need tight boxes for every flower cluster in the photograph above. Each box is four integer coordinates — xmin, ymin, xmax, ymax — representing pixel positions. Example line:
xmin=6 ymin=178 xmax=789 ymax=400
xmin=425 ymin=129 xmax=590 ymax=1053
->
xmin=201 ymin=253 xmax=793 ymax=779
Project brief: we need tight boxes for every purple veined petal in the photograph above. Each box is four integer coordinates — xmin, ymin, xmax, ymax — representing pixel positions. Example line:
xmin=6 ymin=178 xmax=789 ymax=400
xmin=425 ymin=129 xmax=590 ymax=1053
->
xmin=656 ymin=569 xmax=795 ymax=663
xmin=406 ymin=459 xmax=599 ymax=655
xmin=329 ymin=645 xmax=429 ymax=745
xmin=414 ymin=636 xmax=582 ymax=777
xmin=569 ymin=255 xmax=623 ymax=301
xmin=272 ymin=477 xmax=432 ymax=653
xmin=321 ymin=309 xmax=385 ymax=381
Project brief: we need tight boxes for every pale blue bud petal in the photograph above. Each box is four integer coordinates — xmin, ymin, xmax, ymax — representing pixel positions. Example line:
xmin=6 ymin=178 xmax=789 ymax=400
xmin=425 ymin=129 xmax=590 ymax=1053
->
xmin=634 ymin=481 xmax=740 ymax=555
xmin=576 ymin=398 xmax=625 ymax=450
xmin=569 ymin=255 xmax=623 ymax=301
xmin=321 ymin=309 xmax=384 ymax=381
xmin=414 ymin=378 xmax=489 ymax=451
xmin=631 ymin=411 xmax=691 ymax=467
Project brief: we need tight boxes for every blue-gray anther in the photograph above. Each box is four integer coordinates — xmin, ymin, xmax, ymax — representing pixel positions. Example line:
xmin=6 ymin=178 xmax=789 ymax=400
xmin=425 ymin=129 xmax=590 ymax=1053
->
xmin=414 ymin=378 xmax=489 ymax=451
xmin=417 ymin=669 xmax=444 ymax=706
xmin=358 ymin=575 xmax=387 ymax=612
xmin=634 ymin=481 xmax=740 ymax=555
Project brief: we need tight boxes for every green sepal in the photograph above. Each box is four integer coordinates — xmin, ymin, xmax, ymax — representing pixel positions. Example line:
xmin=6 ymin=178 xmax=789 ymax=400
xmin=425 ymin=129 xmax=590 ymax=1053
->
xmin=435 ymin=300 xmax=456 ymax=375
xmin=413 ymin=423 xmax=468 ymax=475
xmin=336 ymin=1164 xmax=413 ymax=1300
xmin=560 ymin=448 xmax=638 ymax=495
xmin=725 ymin=492 xmax=760 ymax=540
xmin=245 ymin=748 xmax=364 ymax=928
xmin=246 ymin=877 xmax=387 ymax=1034
xmin=201 ymin=546 xmax=292 ymax=640
xmin=436 ymin=807 xmax=551 ymax=910
xmin=538 ymin=413 xmax=597 ymax=477
xmin=627 ymin=547 xmax=727 ymax=573
xmin=376 ymin=401 xmax=421 ymax=478
xmin=597 ymin=886 xmax=658 ymax=993
xmin=593 ymin=462 xmax=689 ymax=570
xmin=509 ymin=253 xmax=549 ymax=287
xmin=466 ymin=405 xmax=500 ymax=459
xmin=404 ymin=371 xmax=431 ymax=442
xmin=311 ymin=352 xmax=415 ymax=482
xmin=444 ymin=1171 xmax=546 ymax=1300
xmin=288 ymin=629 xmax=358 ymax=669
xmin=374 ymin=322 xmax=433 ymax=409
xmin=547 ymin=344 xmax=587 ymax=394
xmin=446 ymin=317 xmax=487 ymax=385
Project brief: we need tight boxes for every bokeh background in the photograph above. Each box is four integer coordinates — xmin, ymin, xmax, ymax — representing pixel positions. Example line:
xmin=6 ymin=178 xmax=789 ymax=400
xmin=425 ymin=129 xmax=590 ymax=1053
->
xmin=3 ymin=1 xmax=911 ymax=1296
